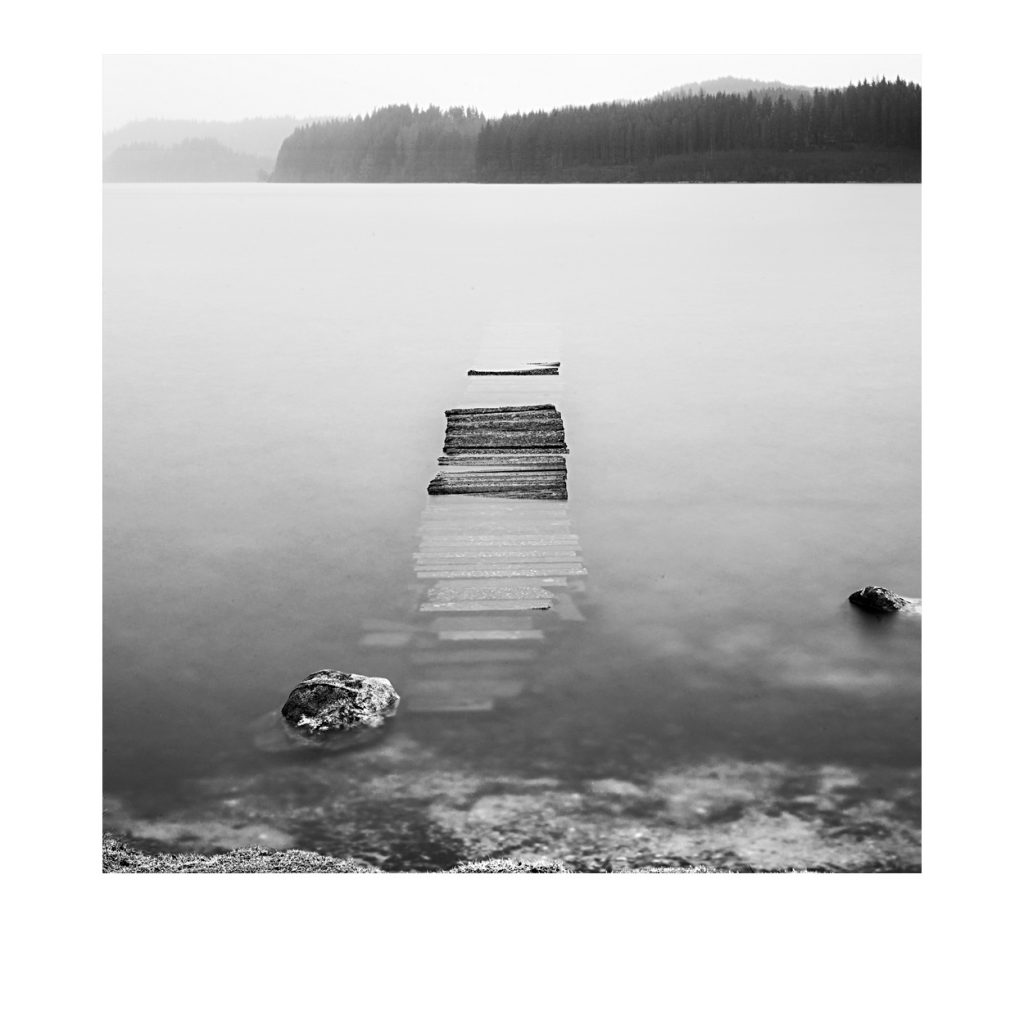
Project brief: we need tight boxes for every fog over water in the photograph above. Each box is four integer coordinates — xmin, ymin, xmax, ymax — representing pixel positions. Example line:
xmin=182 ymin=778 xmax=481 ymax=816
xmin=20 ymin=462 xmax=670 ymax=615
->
xmin=103 ymin=184 xmax=920 ymax=856
xmin=102 ymin=54 xmax=924 ymax=128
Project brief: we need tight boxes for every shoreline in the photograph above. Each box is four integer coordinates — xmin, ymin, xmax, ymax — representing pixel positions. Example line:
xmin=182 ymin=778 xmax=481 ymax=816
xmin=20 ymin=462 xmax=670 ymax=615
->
xmin=102 ymin=834 xmax=916 ymax=874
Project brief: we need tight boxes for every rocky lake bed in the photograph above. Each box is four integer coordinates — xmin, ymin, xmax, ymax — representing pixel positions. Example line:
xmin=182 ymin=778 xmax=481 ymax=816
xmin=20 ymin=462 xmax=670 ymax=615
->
xmin=104 ymin=727 xmax=920 ymax=872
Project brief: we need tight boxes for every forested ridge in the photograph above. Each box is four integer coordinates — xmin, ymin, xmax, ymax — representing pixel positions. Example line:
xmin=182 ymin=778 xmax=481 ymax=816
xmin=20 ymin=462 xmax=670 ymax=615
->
xmin=271 ymin=78 xmax=921 ymax=183
xmin=273 ymin=105 xmax=486 ymax=182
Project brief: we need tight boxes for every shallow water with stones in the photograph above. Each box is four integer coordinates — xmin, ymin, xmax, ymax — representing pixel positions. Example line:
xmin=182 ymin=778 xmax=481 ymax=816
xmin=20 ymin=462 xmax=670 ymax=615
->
xmin=103 ymin=183 xmax=920 ymax=870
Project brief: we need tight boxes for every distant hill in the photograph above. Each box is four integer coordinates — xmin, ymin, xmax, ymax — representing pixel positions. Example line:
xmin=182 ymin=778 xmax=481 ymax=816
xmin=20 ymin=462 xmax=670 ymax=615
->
xmin=103 ymin=138 xmax=269 ymax=182
xmin=657 ymin=77 xmax=813 ymax=103
xmin=102 ymin=117 xmax=311 ymax=162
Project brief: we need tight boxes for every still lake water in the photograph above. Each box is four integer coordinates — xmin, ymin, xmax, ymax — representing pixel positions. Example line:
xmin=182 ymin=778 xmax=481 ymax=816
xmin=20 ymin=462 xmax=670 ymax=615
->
xmin=104 ymin=184 xmax=920 ymax=867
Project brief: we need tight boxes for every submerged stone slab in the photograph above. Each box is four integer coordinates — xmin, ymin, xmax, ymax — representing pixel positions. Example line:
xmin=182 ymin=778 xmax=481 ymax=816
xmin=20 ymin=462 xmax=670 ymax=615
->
xmin=437 ymin=629 xmax=545 ymax=641
xmin=359 ymin=632 xmax=412 ymax=648
xmin=417 ymin=566 xmax=586 ymax=579
xmin=402 ymin=692 xmax=496 ymax=713
xmin=410 ymin=647 xmax=539 ymax=664
xmin=420 ymin=600 xmax=554 ymax=612
xmin=426 ymin=583 xmax=563 ymax=600
xmin=418 ymin=535 xmax=578 ymax=547
xmin=415 ymin=549 xmax=578 ymax=562
xmin=430 ymin=615 xmax=536 ymax=631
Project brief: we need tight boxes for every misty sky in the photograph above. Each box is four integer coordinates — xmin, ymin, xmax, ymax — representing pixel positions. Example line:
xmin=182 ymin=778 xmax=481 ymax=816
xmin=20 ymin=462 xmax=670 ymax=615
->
xmin=103 ymin=54 xmax=922 ymax=130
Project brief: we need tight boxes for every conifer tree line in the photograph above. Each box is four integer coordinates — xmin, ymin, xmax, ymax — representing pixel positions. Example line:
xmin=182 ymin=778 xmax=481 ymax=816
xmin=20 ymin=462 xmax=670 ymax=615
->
xmin=271 ymin=79 xmax=921 ymax=183
xmin=273 ymin=105 xmax=485 ymax=182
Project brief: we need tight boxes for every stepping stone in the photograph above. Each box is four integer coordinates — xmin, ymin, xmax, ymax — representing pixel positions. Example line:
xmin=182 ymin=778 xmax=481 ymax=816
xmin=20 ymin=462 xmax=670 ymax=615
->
xmin=423 ymin=498 xmax=569 ymax=509
xmin=402 ymin=691 xmax=496 ymax=713
xmin=414 ymin=550 xmax=579 ymax=562
xmin=414 ymin=663 xmax=529 ymax=682
xmin=429 ymin=477 xmax=568 ymax=489
xmin=429 ymin=616 xmax=536 ymax=632
xmin=416 ymin=561 xmax=581 ymax=574
xmin=439 ymin=452 xmax=569 ymax=463
xmin=445 ymin=414 xmax=562 ymax=426
xmin=431 ymin=465 xmax=567 ymax=475
xmin=419 ymin=539 xmax=577 ymax=549
xmin=427 ymin=487 xmax=568 ymax=500
xmin=444 ymin=433 xmax=566 ymax=445
xmin=419 ymin=600 xmax=553 ymax=612
xmin=359 ymin=632 xmax=413 ymax=648
xmin=410 ymin=648 xmax=538 ymax=664
xmin=426 ymin=581 xmax=565 ymax=598
xmin=445 ymin=403 xmax=557 ymax=415
xmin=420 ymin=525 xmax=573 ymax=534
xmin=437 ymin=630 xmax=545 ymax=641
xmin=421 ymin=507 xmax=571 ymax=518
xmin=418 ymin=567 xmax=586 ymax=579
xmin=414 ymin=680 xmax=525 ymax=698
xmin=418 ymin=534 xmax=578 ymax=545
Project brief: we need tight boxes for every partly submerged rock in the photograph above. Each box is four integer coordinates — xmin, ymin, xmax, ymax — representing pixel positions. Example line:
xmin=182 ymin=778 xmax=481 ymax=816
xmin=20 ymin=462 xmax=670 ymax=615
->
xmin=253 ymin=670 xmax=399 ymax=753
xmin=848 ymin=586 xmax=911 ymax=614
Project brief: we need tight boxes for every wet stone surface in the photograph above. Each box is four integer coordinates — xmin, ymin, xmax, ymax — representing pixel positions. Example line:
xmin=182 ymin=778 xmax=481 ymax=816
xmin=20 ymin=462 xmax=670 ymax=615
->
xmin=429 ymin=404 xmax=569 ymax=499
xmin=848 ymin=586 xmax=911 ymax=614
xmin=273 ymin=670 xmax=400 ymax=748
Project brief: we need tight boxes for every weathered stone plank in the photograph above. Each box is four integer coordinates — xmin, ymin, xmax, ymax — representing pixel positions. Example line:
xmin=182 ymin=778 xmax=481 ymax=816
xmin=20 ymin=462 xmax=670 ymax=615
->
xmin=416 ymin=566 xmax=586 ymax=579
xmin=402 ymin=693 xmax=496 ymax=713
xmin=468 ymin=366 xmax=559 ymax=375
xmin=426 ymin=579 xmax=567 ymax=595
xmin=427 ymin=487 xmax=567 ymax=500
xmin=358 ymin=632 xmax=413 ymax=648
xmin=420 ymin=599 xmax=553 ymax=612
xmin=418 ymin=535 xmax=579 ymax=547
xmin=429 ymin=615 xmax=536 ymax=630
xmin=436 ymin=629 xmax=545 ymax=641
xmin=415 ymin=551 xmax=578 ymax=563
xmin=445 ymin=403 xmax=557 ymax=415
xmin=410 ymin=648 xmax=538 ymax=664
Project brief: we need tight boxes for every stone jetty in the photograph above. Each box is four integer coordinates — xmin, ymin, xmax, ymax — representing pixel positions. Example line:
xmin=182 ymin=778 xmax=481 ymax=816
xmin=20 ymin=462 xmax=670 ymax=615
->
xmin=357 ymin=323 xmax=588 ymax=713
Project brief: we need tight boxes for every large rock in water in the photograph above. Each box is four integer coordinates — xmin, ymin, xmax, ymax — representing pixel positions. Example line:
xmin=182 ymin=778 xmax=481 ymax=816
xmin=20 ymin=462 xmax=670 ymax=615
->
xmin=283 ymin=670 xmax=399 ymax=737
xmin=848 ymin=586 xmax=910 ymax=613
xmin=252 ymin=670 xmax=399 ymax=753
